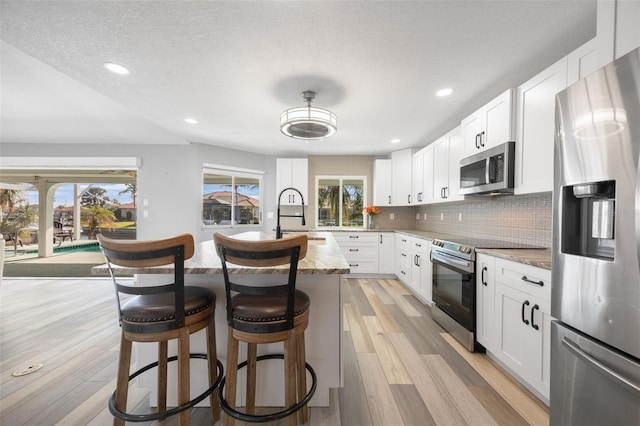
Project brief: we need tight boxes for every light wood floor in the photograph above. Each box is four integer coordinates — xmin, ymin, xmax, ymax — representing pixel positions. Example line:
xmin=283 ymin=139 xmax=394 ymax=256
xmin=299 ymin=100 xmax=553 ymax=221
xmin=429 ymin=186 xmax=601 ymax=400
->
xmin=0 ymin=277 xmax=548 ymax=425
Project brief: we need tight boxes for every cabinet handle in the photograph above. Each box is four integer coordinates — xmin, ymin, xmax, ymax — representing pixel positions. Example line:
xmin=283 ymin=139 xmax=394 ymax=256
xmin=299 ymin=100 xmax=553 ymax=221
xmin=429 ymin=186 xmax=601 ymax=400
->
xmin=388 ymin=195 xmax=391 ymax=205
xmin=401 ymin=252 xmax=407 ymax=257
xmin=475 ymin=133 xmax=480 ymax=149
xmin=349 ymin=248 xmax=359 ymax=252
xmin=481 ymin=266 xmax=487 ymax=286
xmin=444 ymin=186 xmax=449 ymax=199
xmin=521 ymin=276 xmax=544 ymax=286
xmin=440 ymin=187 xmax=445 ymax=199
xmin=416 ymin=255 xmax=421 ymax=266
xmin=349 ymin=235 xmax=359 ymax=239
xmin=380 ymin=235 xmax=383 ymax=244
xmin=521 ymin=300 xmax=530 ymax=325
xmin=408 ymin=194 xmax=411 ymax=204
xmin=480 ymin=131 xmax=485 ymax=147
xmin=531 ymin=304 xmax=540 ymax=330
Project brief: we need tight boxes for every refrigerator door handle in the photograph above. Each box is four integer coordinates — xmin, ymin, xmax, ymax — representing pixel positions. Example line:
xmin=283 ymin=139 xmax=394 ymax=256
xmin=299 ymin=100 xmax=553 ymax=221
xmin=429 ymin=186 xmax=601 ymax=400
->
xmin=562 ymin=337 xmax=640 ymax=397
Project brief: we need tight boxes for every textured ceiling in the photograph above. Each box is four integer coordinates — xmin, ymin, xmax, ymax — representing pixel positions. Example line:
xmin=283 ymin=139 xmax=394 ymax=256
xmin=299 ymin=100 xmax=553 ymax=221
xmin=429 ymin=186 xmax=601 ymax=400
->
xmin=0 ymin=1 xmax=597 ymax=156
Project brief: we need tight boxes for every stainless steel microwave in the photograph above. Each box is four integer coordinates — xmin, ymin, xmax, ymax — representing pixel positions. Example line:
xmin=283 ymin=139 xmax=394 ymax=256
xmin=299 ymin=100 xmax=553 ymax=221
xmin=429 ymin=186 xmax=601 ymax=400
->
xmin=459 ymin=141 xmax=515 ymax=195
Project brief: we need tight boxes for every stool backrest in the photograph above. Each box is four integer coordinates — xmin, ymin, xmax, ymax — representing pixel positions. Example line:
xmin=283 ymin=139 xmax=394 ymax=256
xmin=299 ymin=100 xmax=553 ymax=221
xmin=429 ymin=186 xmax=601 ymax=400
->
xmin=97 ymin=233 xmax=195 ymax=332
xmin=213 ymin=232 xmax=308 ymax=332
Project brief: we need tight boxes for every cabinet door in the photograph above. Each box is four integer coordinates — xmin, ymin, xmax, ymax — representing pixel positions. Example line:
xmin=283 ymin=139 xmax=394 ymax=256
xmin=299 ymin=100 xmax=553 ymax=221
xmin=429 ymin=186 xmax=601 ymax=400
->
xmin=421 ymin=145 xmax=435 ymax=204
xmin=615 ymin=0 xmax=640 ymax=59
xmin=412 ymin=151 xmax=424 ymax=204
xmin=395 ymin=234 xmax=411 ymax=284
xmin=391 ymin=149 xmax=413 ymax=206
xmin=378 ymin=232 xmax=395 ymax=274
xmin=432 ymin=136 xmax=449 ymax=202
xmin=567 ymin=38 xmax=605 ymax=86
xmin=373 ymin=159 xmax=392 ymax=206
xmin=515 ymin=56 xmax=568 ymax=195
xmin=482 ymin=89 xmax=514 ymax=151
xmin=495 ymin=282 xmax=551 ymax=400
xmin=462 ymin=111 xmax=483 ymax=157
xmin=276 ymin=158 xmax=308 ymax=205
xmin=417 ymin=241 xmax=432 ymax=303
xmin=475 ymin=254 xmax=495 ymax=351
xmin=446 ymin=127 xmax=463 ymax=202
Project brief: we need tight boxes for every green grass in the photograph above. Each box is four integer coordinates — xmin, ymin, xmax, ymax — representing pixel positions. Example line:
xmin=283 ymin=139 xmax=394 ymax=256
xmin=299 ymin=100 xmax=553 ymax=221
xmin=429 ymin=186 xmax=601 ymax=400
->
xmin=110 ymin=222 xmax=136 ymax=229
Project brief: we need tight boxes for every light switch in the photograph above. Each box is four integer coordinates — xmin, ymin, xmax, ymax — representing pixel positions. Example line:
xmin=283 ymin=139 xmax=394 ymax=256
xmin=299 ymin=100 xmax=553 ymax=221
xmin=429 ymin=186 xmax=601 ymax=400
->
xmin=416 ymin=213 xmax=420 ymax=220
xmin=143 ymin=199 xmax=149 ymax=206
xmin=143 ymin=210 xmax=149 ymax=218
xmin=390 ymin=213 xmax=395 ymax=220
xmin=440 ymin=213 xmax=444 ymax=221
xmin=423 ymin=213 xmax=427 ymax=220
xmin=267 ymin=212 xmax=274 ymax=219
xmin=459 ymin=213 xmax=463 ymax=221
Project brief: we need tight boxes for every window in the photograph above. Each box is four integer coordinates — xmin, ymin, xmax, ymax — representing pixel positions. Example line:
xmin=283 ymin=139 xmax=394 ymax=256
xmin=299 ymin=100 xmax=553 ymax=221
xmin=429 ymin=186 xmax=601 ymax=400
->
xmin=316 ymin=176 xmax=366 ymax=228
xmin=202 ymin=167 xmax=262 ymax=227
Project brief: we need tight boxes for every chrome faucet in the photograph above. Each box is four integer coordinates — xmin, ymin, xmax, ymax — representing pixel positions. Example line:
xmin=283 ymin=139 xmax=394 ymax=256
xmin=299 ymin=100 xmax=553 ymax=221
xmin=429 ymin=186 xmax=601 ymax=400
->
xmin=276 ymin=187 xmax=306 ymax=239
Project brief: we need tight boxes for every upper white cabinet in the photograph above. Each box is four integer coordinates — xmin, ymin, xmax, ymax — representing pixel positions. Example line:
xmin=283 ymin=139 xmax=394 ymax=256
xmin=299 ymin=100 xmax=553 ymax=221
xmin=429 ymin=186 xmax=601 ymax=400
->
xmin=391 ymin=149 xmax=413 ymax=206
xmin=566 ymin=37 xmax=605 ymax=86
xmin=412 ymin=145 xmax=434 ymax=205
xmin=373 ymin=159 xmax=392 ymax=206
xmin=614 ymin=0 xmax=640 ymax=59
xmin=276 ymin=158 xmax=308 ymax=206
xmin=461 ymin=89 xmax=515 ymax=157
xmin=433 ymin=126 xmax=463 ymax=203
xmin=515 ymin=56 xmax=568 ymax=195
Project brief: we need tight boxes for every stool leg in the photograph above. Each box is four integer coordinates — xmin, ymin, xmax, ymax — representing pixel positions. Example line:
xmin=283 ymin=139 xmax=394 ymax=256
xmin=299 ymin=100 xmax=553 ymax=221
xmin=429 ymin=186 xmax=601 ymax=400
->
xmin=284 ymin=331 xmax=297 ymax=426
xmin=224 ymin=327 xmax=239 ymax=426
xmin=114 ymin=333 xmax=132 ymax=426
xmin=246 ymin=342 xmax=257 ymax=415
xmin=206 ymin=314 xmax=221 ymax=422
xmin=158 ymin=341 xmax=168 ymax=416
xmin=297 ymin=332 xmax=309 ymax=424
xmin=178 ymin=327 xmax=190 ymax=426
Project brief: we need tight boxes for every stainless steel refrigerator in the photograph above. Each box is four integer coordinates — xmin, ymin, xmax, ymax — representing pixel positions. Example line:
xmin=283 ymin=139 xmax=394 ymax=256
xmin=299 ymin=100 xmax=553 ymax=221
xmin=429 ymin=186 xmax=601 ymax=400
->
xmin=552 ymin=47 xmax=640 ymax=425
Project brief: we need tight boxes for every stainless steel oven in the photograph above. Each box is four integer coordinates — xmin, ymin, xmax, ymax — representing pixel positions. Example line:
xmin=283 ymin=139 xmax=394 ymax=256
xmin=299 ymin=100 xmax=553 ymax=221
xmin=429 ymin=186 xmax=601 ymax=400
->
xmin=430 ymin=239 xmax=478 ymax=352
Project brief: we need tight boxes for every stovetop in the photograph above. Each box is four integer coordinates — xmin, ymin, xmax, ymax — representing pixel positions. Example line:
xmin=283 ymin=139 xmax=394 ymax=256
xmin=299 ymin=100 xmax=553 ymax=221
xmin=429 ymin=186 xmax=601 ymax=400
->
xmin=431 ymin=237 xmax=543 ymax=262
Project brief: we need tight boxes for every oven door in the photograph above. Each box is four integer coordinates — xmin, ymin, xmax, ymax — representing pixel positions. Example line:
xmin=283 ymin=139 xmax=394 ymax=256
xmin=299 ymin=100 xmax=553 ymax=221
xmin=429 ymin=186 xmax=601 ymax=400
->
xmin=431 ymin=250 xmax=475 ymax=331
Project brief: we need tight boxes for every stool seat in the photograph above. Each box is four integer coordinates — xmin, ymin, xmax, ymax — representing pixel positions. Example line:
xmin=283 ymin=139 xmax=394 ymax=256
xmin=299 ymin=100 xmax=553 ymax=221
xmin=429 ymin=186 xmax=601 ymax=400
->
xmin=122 ymin=286 xmax=215 ymax=324
xmin=231 ymin=290 xmax=309 ymax=323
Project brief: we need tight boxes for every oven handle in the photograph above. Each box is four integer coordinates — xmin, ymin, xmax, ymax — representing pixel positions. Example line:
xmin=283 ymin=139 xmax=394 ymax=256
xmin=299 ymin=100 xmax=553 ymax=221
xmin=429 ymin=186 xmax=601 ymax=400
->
xmin=430 ymin=250 xmax=474 ymax=274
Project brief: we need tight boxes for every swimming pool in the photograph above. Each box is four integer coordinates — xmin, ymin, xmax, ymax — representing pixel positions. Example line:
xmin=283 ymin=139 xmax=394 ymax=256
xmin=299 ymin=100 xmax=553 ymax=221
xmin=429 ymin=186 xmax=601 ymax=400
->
xmin=18 ymin=241 xmax=101 ymax=255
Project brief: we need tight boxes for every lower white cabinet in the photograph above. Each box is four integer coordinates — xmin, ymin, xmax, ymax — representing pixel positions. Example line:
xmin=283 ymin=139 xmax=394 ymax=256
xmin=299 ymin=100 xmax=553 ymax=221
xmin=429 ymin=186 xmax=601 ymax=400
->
xmin=475 ymin=254 xmax=496 ymax=351
xmin=377 ymin=232 xmax=395 ymax=274
xmin=333 ymin=232 xmax=379 ymax=274
xmin=490 ymin=257 xmax=553 ymax=402
xmin=395 ymin=234 xmax=432 ymax=304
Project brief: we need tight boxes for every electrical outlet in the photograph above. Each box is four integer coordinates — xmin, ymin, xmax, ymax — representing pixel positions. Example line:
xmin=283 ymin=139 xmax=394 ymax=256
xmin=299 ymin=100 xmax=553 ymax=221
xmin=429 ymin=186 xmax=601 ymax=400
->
xmin=423 ymin=213 xmax=427 ymax=220
xmin=267 ymin=212 xmax=274 ymax=219
xmin=440 ymin=213 xmax=444 ymax=221
xmin=416 ymin=213 xmax=420 ymax=220
xmin=458 ymin=213 xmax=463 ymax=221
xmin=390 ymin=213 xmax=395 ymax=220
xmin=143 ymin=210 xmax=149 ymax=218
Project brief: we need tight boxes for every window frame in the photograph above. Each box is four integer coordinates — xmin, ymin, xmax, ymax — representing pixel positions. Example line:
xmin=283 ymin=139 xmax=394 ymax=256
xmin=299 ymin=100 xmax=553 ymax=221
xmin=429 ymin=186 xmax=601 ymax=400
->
xmin=315 ymin=175 xmax=367 ymax=229
xmin=201 ymin=165 xmax=264 ymax=229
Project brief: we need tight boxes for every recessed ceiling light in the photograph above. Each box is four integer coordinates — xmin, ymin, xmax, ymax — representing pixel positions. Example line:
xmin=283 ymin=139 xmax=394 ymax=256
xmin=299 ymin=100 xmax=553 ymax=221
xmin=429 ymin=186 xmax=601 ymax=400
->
xmin=436 ymin=88 xmax=453 ymax=97
xmin=391 ymin=139 xmax=401 ymax=144
xmin=184 ymin=118 xmax=198 ymax=124
xmin=104 ymin=62 xmax=130 ymax=75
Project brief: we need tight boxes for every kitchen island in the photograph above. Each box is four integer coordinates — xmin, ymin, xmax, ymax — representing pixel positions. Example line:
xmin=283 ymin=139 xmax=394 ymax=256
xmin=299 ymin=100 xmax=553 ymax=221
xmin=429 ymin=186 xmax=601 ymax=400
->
xmin=93 ymin=231 xmax=348 ymax=408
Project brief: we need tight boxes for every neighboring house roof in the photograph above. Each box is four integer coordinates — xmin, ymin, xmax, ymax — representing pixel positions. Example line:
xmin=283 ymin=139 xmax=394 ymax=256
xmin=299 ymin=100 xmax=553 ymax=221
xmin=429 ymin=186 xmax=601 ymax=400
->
xmin=203 ymin=191 xmax=259 ymax=207
xmin=115 ymin=202 xmax=135 ymax=209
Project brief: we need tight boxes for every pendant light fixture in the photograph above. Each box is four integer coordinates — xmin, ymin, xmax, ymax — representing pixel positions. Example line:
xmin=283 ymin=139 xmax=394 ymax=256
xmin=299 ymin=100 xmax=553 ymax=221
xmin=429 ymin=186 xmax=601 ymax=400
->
xmin=280 ymin=90 xmax=337 ymax=140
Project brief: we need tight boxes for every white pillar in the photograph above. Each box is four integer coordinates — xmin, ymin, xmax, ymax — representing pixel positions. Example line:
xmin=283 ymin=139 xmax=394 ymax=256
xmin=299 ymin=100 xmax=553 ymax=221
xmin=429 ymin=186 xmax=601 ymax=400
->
xmin=36 ymin=181 xmax=56 ymax=257
xmin=74 ymin=184 xmax=82 ymax=240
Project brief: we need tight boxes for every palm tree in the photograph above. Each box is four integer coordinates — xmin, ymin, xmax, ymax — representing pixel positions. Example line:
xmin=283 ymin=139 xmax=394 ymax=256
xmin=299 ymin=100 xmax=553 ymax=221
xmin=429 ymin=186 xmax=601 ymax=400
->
xmin=119 ymin=183 xmax=137 ymax=208
xmin=81 ymin=186 xmax=110 ymax=207
xmin=81 ymin=205 xmax=116 ymax=239
xmin=0 ymin=189 xmax=25 ymax=222
xmin=2 ymin=202 xmax=38 ymax=255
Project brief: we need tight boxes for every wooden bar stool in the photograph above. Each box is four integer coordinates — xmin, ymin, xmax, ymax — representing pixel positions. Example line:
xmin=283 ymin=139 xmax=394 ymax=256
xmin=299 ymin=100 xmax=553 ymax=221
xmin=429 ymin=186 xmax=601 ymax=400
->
xmin=98 ymin=233 xmax=223 ymax=426
xmin=213 ymin=233 xmax=317 ymax=426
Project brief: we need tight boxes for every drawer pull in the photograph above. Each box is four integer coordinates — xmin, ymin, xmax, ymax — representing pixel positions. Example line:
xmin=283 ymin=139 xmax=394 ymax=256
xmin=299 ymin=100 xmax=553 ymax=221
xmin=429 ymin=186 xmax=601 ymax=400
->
xmin=521 ymin=276 xmax=544 ymax=286
xmin=349 ymin=248 xmax=359 ymax=252
xmin=349 ymin=263 xmax=359 ymax=267
xmin=349 ymin=235 xmax=359 ymax=239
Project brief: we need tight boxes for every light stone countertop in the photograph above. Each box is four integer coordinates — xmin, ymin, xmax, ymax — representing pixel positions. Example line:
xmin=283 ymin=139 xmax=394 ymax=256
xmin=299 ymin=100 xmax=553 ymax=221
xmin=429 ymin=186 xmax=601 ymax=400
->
xmin=92 ymin=231 xmax=350 ymax=275
xmin=475 ymin=248 xmax=552 ymax=270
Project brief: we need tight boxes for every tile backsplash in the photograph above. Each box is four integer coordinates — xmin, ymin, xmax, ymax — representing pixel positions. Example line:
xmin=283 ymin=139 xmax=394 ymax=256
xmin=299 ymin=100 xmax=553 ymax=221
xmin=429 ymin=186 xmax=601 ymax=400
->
xmin=414 ymin=192 xmax=553 ymax=248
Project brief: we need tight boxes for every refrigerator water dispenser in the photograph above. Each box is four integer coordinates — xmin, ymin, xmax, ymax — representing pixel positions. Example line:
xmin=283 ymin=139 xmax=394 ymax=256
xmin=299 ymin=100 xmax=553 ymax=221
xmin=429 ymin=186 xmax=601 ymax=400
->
xmin=561 ymin=180 xmax=615 ymax=260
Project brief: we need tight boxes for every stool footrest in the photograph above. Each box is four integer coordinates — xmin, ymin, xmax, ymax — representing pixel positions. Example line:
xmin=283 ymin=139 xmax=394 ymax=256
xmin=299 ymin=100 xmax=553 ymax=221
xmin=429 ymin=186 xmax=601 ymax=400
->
xmin=109 ymin=353 xmax=224 ymax=423
xmin=218 ymin=353 xmax=317 ymax=423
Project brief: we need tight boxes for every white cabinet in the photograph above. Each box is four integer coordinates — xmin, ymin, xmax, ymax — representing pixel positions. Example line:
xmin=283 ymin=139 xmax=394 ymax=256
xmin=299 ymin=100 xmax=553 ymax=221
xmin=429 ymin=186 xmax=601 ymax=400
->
xmin=493 ymin=258 xmax=552 ymax=402
xmin=475 ymin=254 xmax=496 ymax=352
xmin=377 ymin=232 xmax=395 ymax=274
xmin=432 ymin=126 xmax=463 ymax=202
xmin=412 ymin=145 xmax=434 ymax=205
xmin=566 ymin=37 xmax=606 ymax=86
xmin=394 ymin=234 xmax=432 ymax=304
xmin=373 ymin=159 xmax=392 ymax=206
xmin=515 ymin=56 xmax=568 ymax=195
xmin=276 ymin=158 xmax=308 ymax=205
xmin=461 ymin=89 xmax=514 ymax=157
xmin=614 ymin=0 xmax=640 ymax=59
xmin=391 ymin=149 xmax=413 ymax=206
xmin=333 ymin=232 xmax=379 ymax=274
xmin=395 ymin=234 xmax=412 ymax=285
